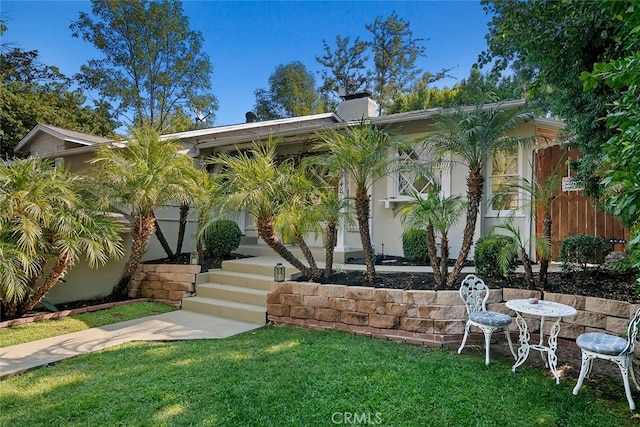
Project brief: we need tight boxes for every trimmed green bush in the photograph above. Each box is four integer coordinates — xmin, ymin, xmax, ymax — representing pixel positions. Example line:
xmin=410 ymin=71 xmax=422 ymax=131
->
xmin=402 ymin=229 xmax=429 ymax=263
xmin=475 ymin=234 xmax=517 ymax=278
xmin=559 ymin=234 xmax=610 ymax=271
xmin=204 ymin=220 xmax=242 ymax=258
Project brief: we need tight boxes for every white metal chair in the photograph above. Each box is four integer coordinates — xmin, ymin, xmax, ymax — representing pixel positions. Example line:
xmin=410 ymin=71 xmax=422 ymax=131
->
xmin=458 ymin=274 xmax=516 ymax=366
xmin=573 ymin=307 xmax=640 ymax=411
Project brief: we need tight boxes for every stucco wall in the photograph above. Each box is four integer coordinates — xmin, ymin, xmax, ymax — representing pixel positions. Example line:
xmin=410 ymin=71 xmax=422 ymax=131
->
xmin=268 ymin=282 xmax=638 ymax=348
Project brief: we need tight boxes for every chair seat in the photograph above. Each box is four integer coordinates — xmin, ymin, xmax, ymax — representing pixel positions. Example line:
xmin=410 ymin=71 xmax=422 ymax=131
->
xmin=576 ymin=332 xmax=628 ymax=356
xmin=469 ymin=311 xmax=512 ymax=327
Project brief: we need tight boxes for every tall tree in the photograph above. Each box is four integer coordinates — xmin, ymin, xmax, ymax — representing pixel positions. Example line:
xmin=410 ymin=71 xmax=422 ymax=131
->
xmin=0 ymin=158 xmax=124 ymax=319
xmin=366 ymin=12 xmax=426 ymax=113
xmin=0 ymin=44 xmax=116 ymax=158
xmin=480 ymin=0 xmax=622 ymax=196
xmin=71 ymin=0 xmax=217 ymax=131
xmin=254 ymin=61 xmax=325 ymax=120
xmin=424 ymin=104 xmax=533 ymax=286
xmin=89 ymin=127 xmax=200 ymax=297
xmin=316 ymin=121 xmax=402 ymax=283
xmin=316 ymin=35 xmax=369 ymax=104
xmin=582 ymin=0 xmax=640 ymax=279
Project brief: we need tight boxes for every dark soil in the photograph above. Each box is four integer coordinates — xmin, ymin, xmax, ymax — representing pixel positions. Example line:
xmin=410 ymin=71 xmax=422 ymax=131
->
xmin=301 ymin=256 xmax=640 ymax=303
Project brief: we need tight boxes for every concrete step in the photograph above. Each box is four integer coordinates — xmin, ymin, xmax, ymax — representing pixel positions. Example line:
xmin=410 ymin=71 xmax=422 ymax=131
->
xmin=181 ymin=296 xmax=266 ymax=324
xmin=206 ymin=270 xmax=274 ymax=291
xmin=195 ymin=283 xmax=268 ymax=306
xmin=218 ymin=259 xmax=299 ymax=278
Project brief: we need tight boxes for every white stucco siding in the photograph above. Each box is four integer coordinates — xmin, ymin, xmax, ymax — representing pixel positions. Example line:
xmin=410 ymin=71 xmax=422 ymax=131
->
xmin=144 ymin=204 xmax=199 ymax=261
xmin=46 ymin=234 xmax=132 ymax=304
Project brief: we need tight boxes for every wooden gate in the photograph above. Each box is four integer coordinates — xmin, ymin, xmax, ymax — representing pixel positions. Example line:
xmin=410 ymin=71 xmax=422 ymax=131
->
xmin=533 ymin=145 xmax=628 ymax=259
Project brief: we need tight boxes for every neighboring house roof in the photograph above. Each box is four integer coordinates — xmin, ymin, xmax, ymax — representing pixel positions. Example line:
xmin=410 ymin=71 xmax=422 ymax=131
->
xmin=14 ymin=123 xmax=114 ymax=155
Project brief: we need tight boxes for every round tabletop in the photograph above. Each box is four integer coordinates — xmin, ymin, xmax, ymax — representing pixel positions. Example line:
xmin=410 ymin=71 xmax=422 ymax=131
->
xmin=506 ymin=299 xmax=577 ymax=318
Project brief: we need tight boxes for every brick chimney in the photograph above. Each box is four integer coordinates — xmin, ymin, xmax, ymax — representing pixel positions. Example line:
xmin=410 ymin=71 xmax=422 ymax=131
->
xmin=336 ymin=92 xmax=378 ymax=121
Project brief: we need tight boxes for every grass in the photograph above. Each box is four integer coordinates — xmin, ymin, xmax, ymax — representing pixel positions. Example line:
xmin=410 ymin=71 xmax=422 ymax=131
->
xmin=0 ymin=302 xmax=175 ymax=347
xmin=0 ymin=325 xmax=637 ymax=426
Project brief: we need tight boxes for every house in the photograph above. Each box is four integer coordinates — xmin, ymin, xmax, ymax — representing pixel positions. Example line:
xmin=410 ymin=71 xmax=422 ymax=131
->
xmin=13 ymin=97 xmax=625 ymax=304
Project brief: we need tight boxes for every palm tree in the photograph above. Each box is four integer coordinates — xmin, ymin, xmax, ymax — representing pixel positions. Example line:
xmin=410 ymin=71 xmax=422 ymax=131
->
xmin=509 ymin=158 xmax=564 ymax=289
xmin=425 ymin=104 xmax=533 ymax=286
xmin=494 ymin=218 xmax=551 ymax=290
xmin=397 ymin=186 xmax=465 ymax=289
xmin=90 ymin=127 xmax=200 ymax=297
xmin=0 ymin=158 xmax=124 ymax=318
xmin=274 ymin=194 xmax=321 ymax=279
xmin=316 ymin=120 xmax=402 ymax=283
xmin=207 ymin=138 xmax=313 ymax=278
xmin=194 ymin=170 xmax=224 ymax=264
xmin=316 ymin=190 xmax=353 ymax=280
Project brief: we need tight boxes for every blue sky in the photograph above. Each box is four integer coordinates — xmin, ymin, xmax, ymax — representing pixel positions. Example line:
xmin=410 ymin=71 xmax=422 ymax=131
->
xmin=2 ymin=0 xmax=492 ymax=127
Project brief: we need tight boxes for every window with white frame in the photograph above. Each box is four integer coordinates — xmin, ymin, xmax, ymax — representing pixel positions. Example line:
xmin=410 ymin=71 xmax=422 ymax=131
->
xmin=396 ymin=147 xmax=439 ymax=197
xmin=489 ymin=146 xmax=520 ymax=211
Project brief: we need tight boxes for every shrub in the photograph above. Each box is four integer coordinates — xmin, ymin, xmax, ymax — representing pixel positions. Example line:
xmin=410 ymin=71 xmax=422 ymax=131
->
xmin=204 ymin=220 xmax=242 ymax=258
xmin=402 ymin=229 xmax=429 ymax=263
xmin=559 ymin=234 xmax=610 ymax=272
xmin=475 ymin=234 xmax=517 ymax=278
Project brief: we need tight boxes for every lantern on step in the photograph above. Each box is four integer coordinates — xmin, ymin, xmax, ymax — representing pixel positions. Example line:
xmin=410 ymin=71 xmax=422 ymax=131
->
xmin=274 ymin=263 xmax=286 ymax=282
xmin=189 ymin=251 xmax=199 ymax=265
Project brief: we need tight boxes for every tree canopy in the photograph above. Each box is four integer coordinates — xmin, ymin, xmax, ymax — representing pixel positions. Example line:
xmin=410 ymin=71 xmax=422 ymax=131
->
xmin=0 ymin=38 xmax=116 ymax=158
xmin=317 ymin=12 xmax=436 ymax=114
xmin=70 ymin=0 xmax=217 ymax=132
xmin=479 ymin=0 xmax=623 ymax=196
xmin=254 ymin=61 xmax=325 ymax=120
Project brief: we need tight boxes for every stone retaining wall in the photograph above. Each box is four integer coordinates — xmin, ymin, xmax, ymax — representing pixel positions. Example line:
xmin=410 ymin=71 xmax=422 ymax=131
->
xmin=268 ymin=282 xmax=639 ymax=348
xmin=129 ymin=264 xmax=200 ymax=308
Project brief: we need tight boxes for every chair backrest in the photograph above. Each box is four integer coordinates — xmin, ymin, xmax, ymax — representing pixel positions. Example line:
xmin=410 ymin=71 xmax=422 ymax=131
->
xmin=622 ymin=307 xmax=640 ymax=355
xmin=459 ymin=274 xmax=489 ymax=315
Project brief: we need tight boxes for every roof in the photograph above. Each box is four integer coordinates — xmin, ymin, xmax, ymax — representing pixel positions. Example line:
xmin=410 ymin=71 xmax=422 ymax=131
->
xmin=15 ymin=99 xmax=565 ymax=158
xmin=14 ymin=123 xmax=114 ymax=154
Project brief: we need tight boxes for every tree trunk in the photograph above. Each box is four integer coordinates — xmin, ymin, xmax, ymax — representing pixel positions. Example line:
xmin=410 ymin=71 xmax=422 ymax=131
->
xmin=538 ymin=215 xmax=553 ymax=291
xmin=5 ymin=258 xmax=47 ymax=319
xmin=425 ymin=223 xmax=442 ymax=288
xmin=17 ymin=253 xmax=71 ymax=317
xmin=255 ymin=216 xmax=312 ymax=278
xmin=295 ymin=234 xmax=320 ymax=280
xmin=324 ymin=223 xmax=337 ymax=280
xmin=440 ymin=234 xmax=450 ymax=286
xmin=113 ymin=215 xmax=156 ymax=297
xmin=153 ymin=215 xmax=174 ymax=259
xmin=174 ymin=202 xmax=189 ymax=258
xmin=447 ymin=168 xmax=483 ymax=287
xmin=354 ymin=188 xmax=376 ymax=283
xmin=522 ymin=249 xmax=535 ymax=290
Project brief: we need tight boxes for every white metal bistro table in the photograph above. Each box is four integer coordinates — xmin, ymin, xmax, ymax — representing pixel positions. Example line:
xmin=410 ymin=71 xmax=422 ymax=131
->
xmin=505 ymin=299 xmax=578 ymax=384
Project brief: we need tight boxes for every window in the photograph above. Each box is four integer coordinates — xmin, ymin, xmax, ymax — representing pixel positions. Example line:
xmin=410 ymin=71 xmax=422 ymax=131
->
xmin=396 ymin=147 xmax=438 ymax=196
xmin=490 ymin=146 xmax=519 ymax=211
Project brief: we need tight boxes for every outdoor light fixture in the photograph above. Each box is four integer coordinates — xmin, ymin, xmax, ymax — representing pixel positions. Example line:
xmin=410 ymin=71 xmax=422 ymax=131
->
xmin=190 ymin=251 xmax=199 ymax=265
xmin=274 ymin=263 xmax=286 ymax=282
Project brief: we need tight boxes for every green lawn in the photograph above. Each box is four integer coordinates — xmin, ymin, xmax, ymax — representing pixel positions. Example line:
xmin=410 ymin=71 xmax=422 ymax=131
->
xmin=0 ymin=302 xmax=175 ymax=347
xmin=0 ymin=325 xmax=636 ymax=426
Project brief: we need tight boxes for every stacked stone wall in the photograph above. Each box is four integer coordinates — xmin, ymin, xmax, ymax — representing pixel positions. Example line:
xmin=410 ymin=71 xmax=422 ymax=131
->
xmin=129 ymin=264 xmax=200 ymax=308
xmin=268 ymin=282 xmax=640 ymax=349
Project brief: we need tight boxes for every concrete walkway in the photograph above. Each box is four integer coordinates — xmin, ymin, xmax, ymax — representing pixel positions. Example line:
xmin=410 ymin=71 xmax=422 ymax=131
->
xmin=0 ymin=310 xmax=263 ymax=379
